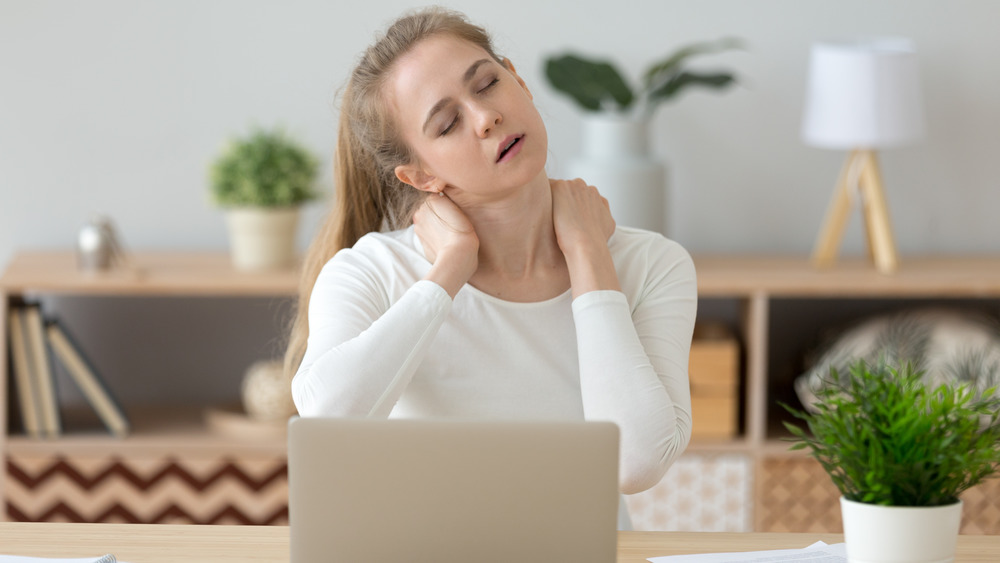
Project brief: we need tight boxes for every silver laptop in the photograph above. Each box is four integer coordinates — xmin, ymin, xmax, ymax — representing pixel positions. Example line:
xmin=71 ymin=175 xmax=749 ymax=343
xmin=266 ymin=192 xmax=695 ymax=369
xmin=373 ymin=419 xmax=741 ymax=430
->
xmin=288 ymin=417 xmax=620 ymax=563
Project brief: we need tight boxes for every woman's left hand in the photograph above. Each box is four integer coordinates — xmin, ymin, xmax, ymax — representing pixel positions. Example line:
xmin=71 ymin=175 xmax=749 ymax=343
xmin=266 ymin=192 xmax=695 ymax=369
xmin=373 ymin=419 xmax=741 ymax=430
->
xmin=550 ymin=178 xmax=620 ymax=296
xmin=550 ymin=178 xmax=616 ymax=258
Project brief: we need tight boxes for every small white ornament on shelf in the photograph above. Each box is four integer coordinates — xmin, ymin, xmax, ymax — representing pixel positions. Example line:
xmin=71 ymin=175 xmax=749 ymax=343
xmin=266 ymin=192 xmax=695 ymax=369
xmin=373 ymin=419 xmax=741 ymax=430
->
xmin=241 ymin=360 xmax=297 ymax=421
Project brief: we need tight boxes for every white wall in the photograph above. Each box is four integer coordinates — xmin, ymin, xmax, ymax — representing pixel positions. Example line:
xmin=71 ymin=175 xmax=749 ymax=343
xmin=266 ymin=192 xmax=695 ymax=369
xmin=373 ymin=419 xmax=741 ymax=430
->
xmin=2 ymin=1 xmax=999 ymax=401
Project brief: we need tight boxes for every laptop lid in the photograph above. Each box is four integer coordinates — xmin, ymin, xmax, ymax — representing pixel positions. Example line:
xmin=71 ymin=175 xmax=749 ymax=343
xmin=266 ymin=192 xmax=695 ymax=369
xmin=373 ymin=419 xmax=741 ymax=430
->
xmin=288 ymin=417 xmax=619 ymax=563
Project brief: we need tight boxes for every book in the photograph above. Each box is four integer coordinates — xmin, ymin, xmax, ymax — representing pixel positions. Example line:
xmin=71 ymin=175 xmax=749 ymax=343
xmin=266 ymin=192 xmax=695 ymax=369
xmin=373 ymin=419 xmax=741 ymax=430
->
xmin=7 ymin=307 xmax=43 ymax=437
xmin=46 ymin=321 xmax=130 ymax=438
xmin=22 ymin=305 xmax=60 ymax=438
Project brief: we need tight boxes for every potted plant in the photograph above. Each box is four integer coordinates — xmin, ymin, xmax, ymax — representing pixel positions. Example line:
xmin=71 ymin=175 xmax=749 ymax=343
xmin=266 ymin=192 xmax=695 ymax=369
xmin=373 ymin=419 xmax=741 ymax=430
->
xmin=210 ymin=127 xmax=319 ymax=271
xmin=542 ymin=39 xmax=740 ymax=234
xmin=544 ymin=38 xmax=741 ymax=117
xmin=783 ymin=359 xmax=1000 ymax=563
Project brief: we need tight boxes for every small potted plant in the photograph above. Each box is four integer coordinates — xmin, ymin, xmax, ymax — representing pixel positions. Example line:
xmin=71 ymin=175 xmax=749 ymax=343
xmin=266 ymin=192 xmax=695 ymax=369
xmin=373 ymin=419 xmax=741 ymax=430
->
xmin=542 ymin=39 xmax=741 ymax=233
xmin=209 ymin=127 xmax=319 ymax=271
xmin=783 ymin=359 xmax=1000 ymax=563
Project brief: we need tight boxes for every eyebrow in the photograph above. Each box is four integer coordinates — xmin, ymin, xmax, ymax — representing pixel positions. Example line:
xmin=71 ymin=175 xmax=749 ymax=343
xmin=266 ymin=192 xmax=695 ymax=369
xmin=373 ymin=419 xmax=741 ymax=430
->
xmin=422 ymin=58 xmax=493 ymax=134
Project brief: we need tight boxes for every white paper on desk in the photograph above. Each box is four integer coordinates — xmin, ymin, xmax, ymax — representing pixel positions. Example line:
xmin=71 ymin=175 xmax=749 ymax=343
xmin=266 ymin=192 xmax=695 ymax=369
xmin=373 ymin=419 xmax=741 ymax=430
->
xmin=648 ymin=541 xmax=847 ymax=563
xmin=0 ymin=556 xmax=127 ymax=563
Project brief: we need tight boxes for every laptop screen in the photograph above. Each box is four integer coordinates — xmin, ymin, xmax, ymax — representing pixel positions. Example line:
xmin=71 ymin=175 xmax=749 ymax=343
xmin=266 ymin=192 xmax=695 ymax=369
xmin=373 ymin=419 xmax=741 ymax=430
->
xmin=288 ymin=417 xmax=620 ymax=563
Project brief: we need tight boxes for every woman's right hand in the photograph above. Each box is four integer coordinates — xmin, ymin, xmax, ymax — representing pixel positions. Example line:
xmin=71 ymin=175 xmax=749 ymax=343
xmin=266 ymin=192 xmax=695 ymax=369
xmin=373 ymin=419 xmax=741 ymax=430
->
xmin=413 ymin=193 xmax=479 ymax=298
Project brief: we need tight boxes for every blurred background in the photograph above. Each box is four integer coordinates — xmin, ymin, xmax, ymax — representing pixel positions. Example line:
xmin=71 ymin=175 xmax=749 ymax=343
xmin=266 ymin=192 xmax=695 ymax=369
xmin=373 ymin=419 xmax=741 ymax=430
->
xmin=2 ymin=0 xmax=999 ymax=401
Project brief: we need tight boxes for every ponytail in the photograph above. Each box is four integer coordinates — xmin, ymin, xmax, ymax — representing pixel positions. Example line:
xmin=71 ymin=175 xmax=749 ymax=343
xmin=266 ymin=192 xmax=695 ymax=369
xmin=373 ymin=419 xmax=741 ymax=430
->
xmin=282 ymin=90 xmax=403 ymax=382
xmin=283 ymin=7 xmax=502 ymax=385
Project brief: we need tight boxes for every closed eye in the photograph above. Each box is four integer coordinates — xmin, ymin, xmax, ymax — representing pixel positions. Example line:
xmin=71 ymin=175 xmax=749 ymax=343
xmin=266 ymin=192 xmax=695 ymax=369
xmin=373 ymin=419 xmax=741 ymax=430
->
xmin=440 ymin=115 xmax=459 ymax=136
xmin=479 ymin=77 xmax=499 ymax=93
xmin=439 ymin=76 xmax=499 ymax=136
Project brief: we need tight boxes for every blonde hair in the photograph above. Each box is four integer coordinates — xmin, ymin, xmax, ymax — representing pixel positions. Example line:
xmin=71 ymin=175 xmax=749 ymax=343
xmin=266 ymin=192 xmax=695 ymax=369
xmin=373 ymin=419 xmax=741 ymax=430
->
xmin=283 ymin=8 xmax=503 ymax=382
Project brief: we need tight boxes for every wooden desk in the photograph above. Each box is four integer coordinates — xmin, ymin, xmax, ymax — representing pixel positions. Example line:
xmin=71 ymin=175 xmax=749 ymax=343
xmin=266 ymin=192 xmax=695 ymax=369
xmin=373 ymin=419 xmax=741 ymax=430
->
xmin=1 ymin=523 xmax=999 ymax=562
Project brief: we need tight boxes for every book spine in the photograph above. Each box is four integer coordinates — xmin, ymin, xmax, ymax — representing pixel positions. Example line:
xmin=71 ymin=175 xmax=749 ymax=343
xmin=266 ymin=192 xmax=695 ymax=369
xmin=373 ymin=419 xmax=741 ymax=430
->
xmin=46 ymin=322 xmax=129 ymax=438
xmin=24 ymin=305 xmax=60 ymax=438
xmin=7 ymin=307 xmax=43 ymax=437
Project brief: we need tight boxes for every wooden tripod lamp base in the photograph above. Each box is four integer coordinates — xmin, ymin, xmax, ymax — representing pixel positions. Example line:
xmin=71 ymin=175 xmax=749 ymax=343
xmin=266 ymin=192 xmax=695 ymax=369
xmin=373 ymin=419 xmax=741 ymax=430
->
xmin=811 ymin=149 xmax=899 ymax=274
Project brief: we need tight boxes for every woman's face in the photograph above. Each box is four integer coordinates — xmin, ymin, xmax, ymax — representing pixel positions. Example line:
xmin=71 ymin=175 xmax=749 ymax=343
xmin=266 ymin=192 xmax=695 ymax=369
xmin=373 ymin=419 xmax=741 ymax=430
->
xmin=388 ymin=34 xmax=548 ymax=200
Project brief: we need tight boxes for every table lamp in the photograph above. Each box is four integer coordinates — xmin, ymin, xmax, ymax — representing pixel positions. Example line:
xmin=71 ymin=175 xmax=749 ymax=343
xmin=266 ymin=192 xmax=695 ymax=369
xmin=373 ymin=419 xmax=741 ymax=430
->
xmin=802 ymin=38 xmax=925 ymax=274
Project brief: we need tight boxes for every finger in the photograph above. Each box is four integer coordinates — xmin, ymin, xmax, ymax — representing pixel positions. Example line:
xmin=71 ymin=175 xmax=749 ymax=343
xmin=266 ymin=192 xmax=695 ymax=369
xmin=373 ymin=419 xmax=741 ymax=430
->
xmin=425 ymin=195 xmax=475 ymax=234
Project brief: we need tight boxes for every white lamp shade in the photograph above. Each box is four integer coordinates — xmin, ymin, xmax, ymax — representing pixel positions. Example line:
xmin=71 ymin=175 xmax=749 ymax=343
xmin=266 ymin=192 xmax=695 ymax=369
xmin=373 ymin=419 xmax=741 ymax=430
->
xmin=802 ymin=38 xmax=925 ymax=149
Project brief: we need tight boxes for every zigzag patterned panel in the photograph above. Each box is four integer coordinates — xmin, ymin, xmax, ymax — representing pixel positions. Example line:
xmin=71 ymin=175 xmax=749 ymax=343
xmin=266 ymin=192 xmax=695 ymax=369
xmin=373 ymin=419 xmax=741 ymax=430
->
xmin=757 ymin=457 xmax=1000 ymax=534
xmin=7 ymin=453 xmax=288 ymax=525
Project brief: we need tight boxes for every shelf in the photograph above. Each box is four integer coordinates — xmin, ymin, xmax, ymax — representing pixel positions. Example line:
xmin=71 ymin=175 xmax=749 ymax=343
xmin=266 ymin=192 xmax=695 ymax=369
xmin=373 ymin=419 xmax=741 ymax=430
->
xmin=685 ymin=438 xmax=754 ymax=454
xmin=7 ymin=408 xmax=759 ymax=457
xmin=11 ymin=253 xmax=999 ymax=299
xmin=6 ymin=405 xmax=287 ymax=458
xmin=694 ymin=255 xmax=1000 ymax=297
xmin=0 ymin=251 xmax=297 ymax=297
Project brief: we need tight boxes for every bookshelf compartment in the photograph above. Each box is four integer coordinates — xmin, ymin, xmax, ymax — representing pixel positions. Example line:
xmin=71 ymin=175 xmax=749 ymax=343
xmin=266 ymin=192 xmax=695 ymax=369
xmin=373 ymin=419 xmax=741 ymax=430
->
xmin=764 ymin=296 xmax=1000 ymax=441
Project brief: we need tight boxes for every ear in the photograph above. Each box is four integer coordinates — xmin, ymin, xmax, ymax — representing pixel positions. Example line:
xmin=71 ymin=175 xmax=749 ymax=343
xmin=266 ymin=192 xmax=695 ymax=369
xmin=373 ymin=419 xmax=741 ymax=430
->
xmin=395 ymin=163 xmax=445 ymax=194
xmin=502 ymin=58 xmax=533 ymax=100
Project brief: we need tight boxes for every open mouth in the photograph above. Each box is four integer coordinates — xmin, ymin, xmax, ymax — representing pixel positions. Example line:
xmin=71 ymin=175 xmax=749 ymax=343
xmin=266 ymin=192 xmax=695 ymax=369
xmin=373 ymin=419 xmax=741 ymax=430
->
xmin=496 ymin=135 xmax=523 ymax=162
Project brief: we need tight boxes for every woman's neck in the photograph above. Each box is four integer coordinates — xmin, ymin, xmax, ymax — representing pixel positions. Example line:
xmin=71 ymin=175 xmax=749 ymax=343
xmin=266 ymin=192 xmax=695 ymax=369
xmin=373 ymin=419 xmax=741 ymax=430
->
xmin=456 ymin=171 xmax=570 ymax=300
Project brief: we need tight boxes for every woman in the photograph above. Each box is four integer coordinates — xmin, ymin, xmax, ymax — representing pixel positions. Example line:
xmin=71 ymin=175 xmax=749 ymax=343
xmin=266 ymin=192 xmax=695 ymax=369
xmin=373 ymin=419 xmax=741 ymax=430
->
xmin=285 ymin=7 xmax=697 ymax=524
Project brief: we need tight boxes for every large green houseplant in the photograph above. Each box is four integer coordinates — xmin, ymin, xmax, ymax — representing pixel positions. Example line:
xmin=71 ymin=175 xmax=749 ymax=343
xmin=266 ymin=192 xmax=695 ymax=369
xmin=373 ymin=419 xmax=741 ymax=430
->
xmin=545 ymin=38 xmax=740 ymax=117
xmin=544 ymin=37 xmax=740 ymax=117
xmin=542 ymin=39 xmax=740 ymax=234
xmin=210 ymin=127 xmax=319 ymax=271
xmin=784 ymin=359 xmax=1000 ymax=563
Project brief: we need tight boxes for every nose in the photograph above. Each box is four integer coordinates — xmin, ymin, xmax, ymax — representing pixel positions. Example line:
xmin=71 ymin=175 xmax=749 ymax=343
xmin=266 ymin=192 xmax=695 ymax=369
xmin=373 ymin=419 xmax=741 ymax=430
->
xmin=473 ymin=103 xmax=502 ymax=138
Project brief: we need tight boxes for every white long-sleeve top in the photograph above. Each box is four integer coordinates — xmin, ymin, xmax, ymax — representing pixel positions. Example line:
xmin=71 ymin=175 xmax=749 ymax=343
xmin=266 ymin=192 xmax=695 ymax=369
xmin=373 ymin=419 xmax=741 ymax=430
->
xmin=292 ymin=225 xmax=697 ymax=495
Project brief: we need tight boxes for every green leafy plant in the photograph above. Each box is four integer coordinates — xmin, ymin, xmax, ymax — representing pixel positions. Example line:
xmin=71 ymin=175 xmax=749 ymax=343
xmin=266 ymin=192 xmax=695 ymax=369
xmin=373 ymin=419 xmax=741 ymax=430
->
xmin=782 ymin=359 xmax=1000 ymax=507
xmin=210 ymin=128 xmax=319 ymax=207
xmin=544 ymin=38 xmax=741 ymax=116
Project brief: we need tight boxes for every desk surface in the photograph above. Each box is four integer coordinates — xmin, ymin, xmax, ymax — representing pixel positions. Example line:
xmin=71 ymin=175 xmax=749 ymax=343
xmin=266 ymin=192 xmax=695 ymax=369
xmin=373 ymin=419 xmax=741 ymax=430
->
xmin=1 ymin=524 xmax=999 ymax=562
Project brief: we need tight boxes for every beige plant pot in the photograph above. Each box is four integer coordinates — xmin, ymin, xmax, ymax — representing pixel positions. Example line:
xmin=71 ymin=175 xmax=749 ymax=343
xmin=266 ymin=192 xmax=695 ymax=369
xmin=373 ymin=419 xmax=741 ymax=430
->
xmin=566 ymin=114 xmax=667 ymax=234
xmin=224 ymin=207 xmax=299 ymax=271
xmin=841 ymin=497 xmax=962 ymax=563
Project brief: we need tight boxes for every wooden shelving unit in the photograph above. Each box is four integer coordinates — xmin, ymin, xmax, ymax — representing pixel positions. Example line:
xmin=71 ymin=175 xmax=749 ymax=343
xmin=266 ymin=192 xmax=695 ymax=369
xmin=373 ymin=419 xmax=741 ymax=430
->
xmin=693 ymin=255 xmax=1000 ymax=449
xmin=687 ymin=255 xmax=1000 ymax=533
xmin=0 ymin=251 xmax=297 ymax=524
xmin=4 ymin=251 xmax=1000 ymax=529
xmin=619 ymin=256 xmax=1000 ymax=532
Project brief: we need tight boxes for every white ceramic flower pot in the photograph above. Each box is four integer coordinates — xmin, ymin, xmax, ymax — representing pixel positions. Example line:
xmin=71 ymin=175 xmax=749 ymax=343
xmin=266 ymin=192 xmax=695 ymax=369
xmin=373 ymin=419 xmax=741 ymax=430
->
xmin=566 ymin=114 xmax=666 ymax=234
xmin=840 ymin=497 xmax=962 ymax=563
xmin=224 ymin=207 xmax=300 ymax=271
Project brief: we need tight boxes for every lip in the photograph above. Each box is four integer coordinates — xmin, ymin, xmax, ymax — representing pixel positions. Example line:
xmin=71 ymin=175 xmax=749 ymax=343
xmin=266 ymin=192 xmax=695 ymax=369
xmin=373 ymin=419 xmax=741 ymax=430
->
xmin=496 ymin=134 xmax=524 ymax=163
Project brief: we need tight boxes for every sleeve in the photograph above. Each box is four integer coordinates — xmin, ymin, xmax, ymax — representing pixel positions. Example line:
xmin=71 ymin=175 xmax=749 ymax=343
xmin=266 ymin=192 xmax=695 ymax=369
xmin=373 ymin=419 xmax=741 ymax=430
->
xmin=572 ymin=240 xmax=697 ymax=494
xmin=290 ymin=252 xmax=453 ymax=418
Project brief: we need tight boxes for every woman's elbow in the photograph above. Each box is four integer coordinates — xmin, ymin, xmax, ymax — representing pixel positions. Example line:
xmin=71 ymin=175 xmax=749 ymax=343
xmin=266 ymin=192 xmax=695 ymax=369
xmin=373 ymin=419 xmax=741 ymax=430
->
xmin=618 ymin=421 xmax=692 ymax=495
xmin=619 ymin=464 xmax=666 ymax=495
xmin=290 ymin=371 xmax=321 ymax=417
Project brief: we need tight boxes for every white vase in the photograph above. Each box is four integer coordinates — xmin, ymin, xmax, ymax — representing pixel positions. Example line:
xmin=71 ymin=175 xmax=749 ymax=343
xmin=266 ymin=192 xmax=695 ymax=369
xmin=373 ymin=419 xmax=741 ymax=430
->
xmin=566 ymin=114 xmax=666 ymax=234
xmin=840 ymin=497 xmax=962 ymax=563
xmin=224 ymin=207 xmax=300 ymax=271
